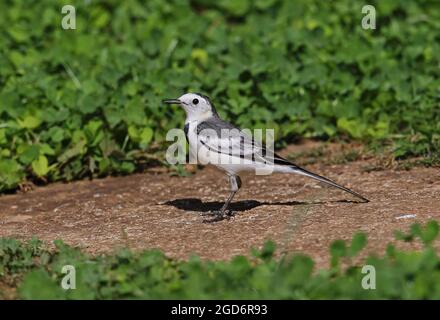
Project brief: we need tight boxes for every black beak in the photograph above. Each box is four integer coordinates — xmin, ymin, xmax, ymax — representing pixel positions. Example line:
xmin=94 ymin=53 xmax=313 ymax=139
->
xmin=162 ymin=98 xmax=181 ymax=105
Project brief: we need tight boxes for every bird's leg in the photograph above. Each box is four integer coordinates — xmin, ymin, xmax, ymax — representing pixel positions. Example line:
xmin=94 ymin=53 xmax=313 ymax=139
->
xmin=203 ymin=175 xmax=241 ymax=220
xmin=219 ymin=191 xmax=236 ymax=215
xmin=219 ymin=175 xmax=241 ymax=216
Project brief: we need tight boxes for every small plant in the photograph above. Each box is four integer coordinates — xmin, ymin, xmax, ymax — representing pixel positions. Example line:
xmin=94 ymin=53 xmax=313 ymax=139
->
xmin=0 ymin=220 xmax=439 ymax=299
xmin=0 ymin=0 xmax=439 ymax=193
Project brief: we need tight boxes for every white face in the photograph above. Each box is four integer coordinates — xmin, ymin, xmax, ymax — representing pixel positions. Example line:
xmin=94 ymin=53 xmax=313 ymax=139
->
xmin=164 ymin=93 xmax=214 ymax=121
xmin=163 ymin=93 xmax=216 ymax=122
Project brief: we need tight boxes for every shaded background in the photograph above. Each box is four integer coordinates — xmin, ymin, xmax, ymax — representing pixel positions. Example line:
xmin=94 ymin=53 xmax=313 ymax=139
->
xmin=0 ymin=0 xmax=439 ymax=192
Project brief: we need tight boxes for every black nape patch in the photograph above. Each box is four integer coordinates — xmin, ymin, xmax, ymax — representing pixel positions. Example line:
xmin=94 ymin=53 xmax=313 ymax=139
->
xmin=183 ymin=123 xmax=189 ymax=142
xmin=195 ymin=92 xmax=211 ymax=102
xmin=194 ymin=93 xmax=219 ymax=116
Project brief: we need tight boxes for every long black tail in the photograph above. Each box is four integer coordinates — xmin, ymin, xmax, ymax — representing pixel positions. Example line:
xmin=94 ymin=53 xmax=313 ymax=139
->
xmin=270 ymin=152 xmax=369 ymax=202
xmin=291 ymin=165 xmax=369 ymax=202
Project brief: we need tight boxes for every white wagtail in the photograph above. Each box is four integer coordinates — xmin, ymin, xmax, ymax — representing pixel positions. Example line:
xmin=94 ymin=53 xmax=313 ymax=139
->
xmin=163 ymin=93 xmax=369 ymax=219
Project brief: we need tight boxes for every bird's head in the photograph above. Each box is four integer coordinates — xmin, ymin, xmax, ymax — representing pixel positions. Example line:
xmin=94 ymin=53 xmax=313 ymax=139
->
xmin=163 ymin=93 xmax=218 ymax=122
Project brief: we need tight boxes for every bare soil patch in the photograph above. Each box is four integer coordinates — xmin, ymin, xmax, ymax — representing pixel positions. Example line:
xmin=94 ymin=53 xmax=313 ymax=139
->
xmin=1 ymin=141 xmax=439 ymax=269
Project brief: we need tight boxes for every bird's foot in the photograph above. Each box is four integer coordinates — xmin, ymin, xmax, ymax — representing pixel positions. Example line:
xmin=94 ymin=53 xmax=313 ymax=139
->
xmin=201 ymin=210 xmax=234 ymax=223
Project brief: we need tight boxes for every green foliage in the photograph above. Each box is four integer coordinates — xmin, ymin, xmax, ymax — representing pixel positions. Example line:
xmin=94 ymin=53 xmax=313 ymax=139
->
xmin=1 ymin=0 xmax=440 ymax=192
xmin=395 ymin=220 xmax=439 ymax=245
xmin=1 ymin=220 xmax=439 ymax=299
xmin=0 ymin=237 xmax=47 ymax=276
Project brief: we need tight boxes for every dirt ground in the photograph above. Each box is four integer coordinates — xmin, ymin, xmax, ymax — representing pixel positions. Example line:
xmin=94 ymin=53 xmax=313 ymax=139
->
xmin=0 ymin=141 xmax=439 ymax=269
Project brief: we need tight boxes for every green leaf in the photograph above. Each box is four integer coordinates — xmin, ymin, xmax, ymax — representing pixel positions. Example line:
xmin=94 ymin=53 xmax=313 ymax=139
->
xmin=219 ymin=0 xmax=250 ymax=16
xmin=128 ymin=126 xmax=139 ymax=142
xmin=330 ymin=240 xmax=347 ymax=267
xmin=32 ymin=155 xmax=49 ymax=177
xmin=120 ymin=161 xmax=135 ymax=173
xmin=17 ymin=115 xmax=42 ymax=130
xmin=19 ymin=145 xmax=40 ymax=165
xmin=0 ymin=159 xmax=23 ymax=191
xmin=57 ymin=139 xmax=87 ymax=164
xmin=140 ymin=127 xmax=154 ymax=147
xmin=255 ymin=0 xmax=276 ymax=10
xmin=420 ymin=221 xmax=439 ymax=246
xmin=124 ymin=97 xmax=145 ymax=125
xmin=40 ymin=144 xmax=55 ymax=156
xmin=259 ymin=241 xmax=276 ymax=261
xmin=348 ymin=232 xmax=367 ymax=257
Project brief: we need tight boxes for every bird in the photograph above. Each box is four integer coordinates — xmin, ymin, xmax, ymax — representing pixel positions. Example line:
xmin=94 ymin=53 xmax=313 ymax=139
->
xmin=163 ymin=93 xmax=369 ymax=220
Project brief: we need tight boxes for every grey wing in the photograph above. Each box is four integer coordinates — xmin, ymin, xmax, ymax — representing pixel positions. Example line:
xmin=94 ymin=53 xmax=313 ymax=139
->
xmin=196 ymin=118 xmax=267 ymax=162
xmin=196 ymin=118 xmax=299 ymax=166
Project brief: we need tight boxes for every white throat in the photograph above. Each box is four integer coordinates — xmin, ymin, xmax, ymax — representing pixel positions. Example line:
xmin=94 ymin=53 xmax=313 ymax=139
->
xmin=185 ymin=110 xmax=214 ymax=123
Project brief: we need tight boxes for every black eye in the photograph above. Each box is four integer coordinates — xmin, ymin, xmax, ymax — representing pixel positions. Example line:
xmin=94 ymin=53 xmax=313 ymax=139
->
xmin=192 ymin=98 xmax=199 ymax=105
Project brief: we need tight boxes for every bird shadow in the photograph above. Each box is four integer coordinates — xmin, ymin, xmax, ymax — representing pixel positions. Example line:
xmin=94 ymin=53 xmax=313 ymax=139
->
xmin=162 ymin=198 xmax=360 ymax=213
